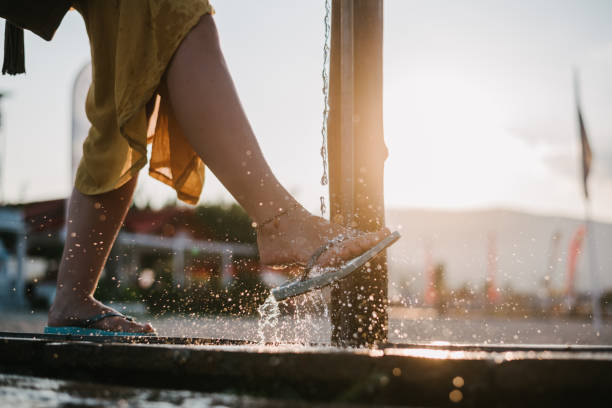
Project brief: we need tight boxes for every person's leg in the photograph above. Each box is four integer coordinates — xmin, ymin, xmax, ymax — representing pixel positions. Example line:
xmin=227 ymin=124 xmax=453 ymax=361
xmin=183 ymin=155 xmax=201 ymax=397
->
xmin=166 ymin=15 xmax=387 ymax=267
xmin=48 ymin=176 xmax=154 ymax=333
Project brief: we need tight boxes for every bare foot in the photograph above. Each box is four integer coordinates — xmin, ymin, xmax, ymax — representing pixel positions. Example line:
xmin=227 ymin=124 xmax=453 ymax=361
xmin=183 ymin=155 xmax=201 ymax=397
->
xmin=257 ymin=206 xmax=389 ymax=268
xmin=48 ymin=295 xmax=155 ymax=334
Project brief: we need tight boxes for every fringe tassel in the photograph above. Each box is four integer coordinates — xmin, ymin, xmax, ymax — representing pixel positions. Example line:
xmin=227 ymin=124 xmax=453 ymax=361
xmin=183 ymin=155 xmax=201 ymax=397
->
xmin=2 ymin=21 xmax=25 ymax=75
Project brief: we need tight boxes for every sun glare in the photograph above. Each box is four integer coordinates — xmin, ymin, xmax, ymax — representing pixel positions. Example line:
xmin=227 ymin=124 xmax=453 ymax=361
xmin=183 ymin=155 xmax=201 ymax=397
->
xmin=386 ymin=348 xmax=470 ymax=360
xmin=384 ymin=72 xmax=546 ymax=210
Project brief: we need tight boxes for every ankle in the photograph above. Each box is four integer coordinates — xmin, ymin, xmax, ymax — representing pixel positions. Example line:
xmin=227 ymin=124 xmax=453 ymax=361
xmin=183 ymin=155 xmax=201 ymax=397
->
xmin=253 ymin=202 xmax=307 ymax=230
xmin=48 ymin=293 xmax=99 ymax=325
xmin=50 ymin=291 xmax=91 ymax=312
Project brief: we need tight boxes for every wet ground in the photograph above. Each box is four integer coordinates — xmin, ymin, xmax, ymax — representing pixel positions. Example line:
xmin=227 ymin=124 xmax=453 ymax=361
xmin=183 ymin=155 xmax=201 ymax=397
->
xmin=0 ymin=373 xmax=377 ymax=408
xmin=1 ymin=307 xmax=610 ymax=345
xmin=1 ymin=308 xmax=611 ymax=407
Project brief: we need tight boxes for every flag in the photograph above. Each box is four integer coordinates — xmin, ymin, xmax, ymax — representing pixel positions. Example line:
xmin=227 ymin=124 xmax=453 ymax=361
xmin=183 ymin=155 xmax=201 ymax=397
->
xmin=486 ymin=233 xmax=499 ymax=304
xmin=565 ymin=225 xmax=585 ymax=300
xmin=574 ymin=73 xmax=593 ymax=199
xmin=423 ymin=242 xmax=436 ymax=306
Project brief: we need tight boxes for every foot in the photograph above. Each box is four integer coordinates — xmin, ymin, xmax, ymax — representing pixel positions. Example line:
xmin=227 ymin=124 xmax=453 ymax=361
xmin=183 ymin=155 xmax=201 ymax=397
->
xmin=48 ymin=294 xmax=155 ymax=334
xmin=257 ymin=207 xmax=389 ymax=268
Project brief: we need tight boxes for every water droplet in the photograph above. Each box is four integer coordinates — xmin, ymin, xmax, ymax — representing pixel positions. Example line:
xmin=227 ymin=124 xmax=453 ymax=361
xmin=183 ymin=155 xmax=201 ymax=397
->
xmin=449 ymin=389 xmax=463 ymax=403
xmin=452 ymin=376 xmax=464 ymax=388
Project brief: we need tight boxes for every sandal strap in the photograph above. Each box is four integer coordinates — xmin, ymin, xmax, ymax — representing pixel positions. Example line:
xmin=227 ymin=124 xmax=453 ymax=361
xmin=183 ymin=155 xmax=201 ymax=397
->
xmin=300 ymin=234 xmax=352 ymax=281
xmin=84 ymin=312 xmax=133 ymax=327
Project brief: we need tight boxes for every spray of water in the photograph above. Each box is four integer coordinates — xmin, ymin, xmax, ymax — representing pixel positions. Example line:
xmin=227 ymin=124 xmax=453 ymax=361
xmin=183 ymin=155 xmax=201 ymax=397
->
xmin=257 ymin=294 xmax=281 ymax=343
xmin=257 ymin=288 xmax=330 ymax=345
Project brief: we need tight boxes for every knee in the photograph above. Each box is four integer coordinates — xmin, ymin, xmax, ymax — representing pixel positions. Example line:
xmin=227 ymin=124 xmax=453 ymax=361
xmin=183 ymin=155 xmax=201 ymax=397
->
xmin=192 ymin=14 xmax=221 ymax=50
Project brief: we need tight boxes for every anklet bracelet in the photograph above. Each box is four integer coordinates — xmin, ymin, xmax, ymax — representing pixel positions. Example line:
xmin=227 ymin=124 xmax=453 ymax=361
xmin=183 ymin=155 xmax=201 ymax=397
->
xmin=254 ymin=203 xmax=302 ymax=230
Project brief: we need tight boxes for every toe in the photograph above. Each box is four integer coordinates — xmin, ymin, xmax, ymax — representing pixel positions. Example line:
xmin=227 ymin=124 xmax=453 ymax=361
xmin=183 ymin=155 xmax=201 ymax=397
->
xmin=347 ymin=240 xmax=363 ymax=256
xmin=357 ymin=230 xmax=387 ymax=251
xmin=99 ymin=316 xmax=155 ymax=334
xmin=125 ymin=320 xmax=155 ymax=333
xmin=125 ymin=320 xmax=155 ymax=334
xmin=358 ymin=234 xmax=375 ymax=252
xmin=317 ymin=229 xmax=389 ymax=267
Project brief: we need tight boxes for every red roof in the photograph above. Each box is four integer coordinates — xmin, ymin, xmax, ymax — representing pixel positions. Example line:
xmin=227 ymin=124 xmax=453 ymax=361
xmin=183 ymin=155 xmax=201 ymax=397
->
xmin=19 ymin=199 xmax=211 ymax=240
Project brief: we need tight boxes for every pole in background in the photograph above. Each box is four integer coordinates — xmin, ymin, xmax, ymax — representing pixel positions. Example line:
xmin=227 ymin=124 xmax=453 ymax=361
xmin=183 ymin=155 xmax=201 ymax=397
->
xmin=542 ymin=230 xmax=561 ymax=310
xmin=486 ymin=232 xmax=499 ymax=307
xmin=564 ymin=225 xmax=585 ymax=310
xmin=573 ymin=71 xmax=602 ymax=331
xmin=423 ymin=241 xmax=436 ymax=307
xmin=328 ymin=0 xmax=388 ymax=347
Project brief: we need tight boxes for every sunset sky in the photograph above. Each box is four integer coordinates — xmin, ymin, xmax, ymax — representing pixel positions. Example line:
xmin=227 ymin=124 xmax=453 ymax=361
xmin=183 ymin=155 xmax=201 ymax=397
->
xmin=1 ymin=0 xmax=611 ymax=222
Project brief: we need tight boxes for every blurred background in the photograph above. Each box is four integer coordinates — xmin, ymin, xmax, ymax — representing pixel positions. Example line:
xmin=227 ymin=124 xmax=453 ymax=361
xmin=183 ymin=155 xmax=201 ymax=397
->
xmin=0 ymin=0 xmax=611 ymax=345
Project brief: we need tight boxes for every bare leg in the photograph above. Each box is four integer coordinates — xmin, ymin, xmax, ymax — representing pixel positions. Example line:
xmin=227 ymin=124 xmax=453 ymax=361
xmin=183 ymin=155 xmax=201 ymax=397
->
xmin=166 ymin=15 xmax=388 ymax=267
xmin=48 ymin=176 xmax=154 ymax=333
xmin=49 ymin=14 xmax=385 ymax=333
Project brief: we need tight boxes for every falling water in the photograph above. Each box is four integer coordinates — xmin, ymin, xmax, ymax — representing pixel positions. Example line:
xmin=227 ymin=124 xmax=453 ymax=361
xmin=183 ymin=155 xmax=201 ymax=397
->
xmin=257 ymin=286 xmax=330 ymax=345
xmin=257 ymin=294 xmax=281 ymax=344
xmin=289 ymin=289 xmax=329 ymax=343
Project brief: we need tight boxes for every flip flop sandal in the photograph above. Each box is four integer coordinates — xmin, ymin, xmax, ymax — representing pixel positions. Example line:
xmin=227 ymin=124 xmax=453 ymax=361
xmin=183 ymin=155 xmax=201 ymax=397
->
xmin=44 ymin=312 xmax=156 ymax=337
xmin=270 ymin=230 xmax=400 ymax=301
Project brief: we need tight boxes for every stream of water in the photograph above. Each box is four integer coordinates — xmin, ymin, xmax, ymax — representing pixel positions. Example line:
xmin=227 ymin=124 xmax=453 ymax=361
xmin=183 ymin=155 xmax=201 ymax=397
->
xmin=257 ymin=288 xmax=329 ymax=344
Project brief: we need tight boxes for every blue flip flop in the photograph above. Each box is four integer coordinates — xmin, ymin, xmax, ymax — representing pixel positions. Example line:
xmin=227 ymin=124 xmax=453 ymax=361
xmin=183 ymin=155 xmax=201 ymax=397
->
xmin=44 ymin=312 xmax=156 ymax=337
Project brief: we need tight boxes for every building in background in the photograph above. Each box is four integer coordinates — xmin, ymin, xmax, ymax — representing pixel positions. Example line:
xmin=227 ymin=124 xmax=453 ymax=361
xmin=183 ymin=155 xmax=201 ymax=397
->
xmin=0 ymin=207 xmax=26 ymax=309
xmin=0 ymin=199 xmax=258 ymax=310
xmin=387 ymin=208 xmax=612 ymax=316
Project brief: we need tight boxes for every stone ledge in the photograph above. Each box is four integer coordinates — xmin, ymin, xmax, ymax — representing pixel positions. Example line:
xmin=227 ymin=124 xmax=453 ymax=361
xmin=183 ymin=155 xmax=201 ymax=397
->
xmin=1 ymin=332 xmax=611 ymax=407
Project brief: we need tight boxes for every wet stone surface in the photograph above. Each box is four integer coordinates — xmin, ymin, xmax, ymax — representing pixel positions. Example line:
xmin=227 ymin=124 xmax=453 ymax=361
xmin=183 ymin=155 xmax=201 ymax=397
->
xmin=0 ymin=373 xmax=377 ymax=408
xmin=1 ymin=333 xmax=612 ymax=407
xmin=2 ymin=309 xmax=611 ymax=345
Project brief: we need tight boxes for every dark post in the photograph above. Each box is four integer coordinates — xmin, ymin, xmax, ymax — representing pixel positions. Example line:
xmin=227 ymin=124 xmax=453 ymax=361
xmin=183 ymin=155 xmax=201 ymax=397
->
xmin=328 ymin=0 xmax=388 ymax=347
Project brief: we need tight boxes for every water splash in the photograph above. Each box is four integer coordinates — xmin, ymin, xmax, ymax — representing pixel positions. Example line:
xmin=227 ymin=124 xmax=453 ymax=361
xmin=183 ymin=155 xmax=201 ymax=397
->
xmin=257 ymin=288 xmax=330 ymax=345
xmin=257 ymin=294 xmax=281 ymax=344
xmin=289 ymin=289 xmax=329 ymax=343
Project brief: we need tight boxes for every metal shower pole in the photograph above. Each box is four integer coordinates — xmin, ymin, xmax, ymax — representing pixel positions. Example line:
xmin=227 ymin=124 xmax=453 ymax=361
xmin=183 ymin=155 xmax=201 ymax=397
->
xmin=328 ymin=0 xmax=388 ymax=347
